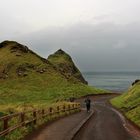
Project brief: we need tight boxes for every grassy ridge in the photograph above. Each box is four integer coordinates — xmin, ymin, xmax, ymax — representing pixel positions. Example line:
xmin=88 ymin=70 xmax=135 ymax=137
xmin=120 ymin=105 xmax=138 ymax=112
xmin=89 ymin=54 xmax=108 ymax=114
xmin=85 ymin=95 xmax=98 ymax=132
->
xmin=0 ymin=41 xmax=107 ymax=114
xmin=111 ymin=82 xmax=140 ymax=127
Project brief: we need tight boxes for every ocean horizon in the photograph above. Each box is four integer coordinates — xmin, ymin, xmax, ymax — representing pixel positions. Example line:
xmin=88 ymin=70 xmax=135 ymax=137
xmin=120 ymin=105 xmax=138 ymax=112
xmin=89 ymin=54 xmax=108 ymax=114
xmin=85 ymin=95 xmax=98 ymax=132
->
xmin=83 ymin=71 xmax=140 ymax=92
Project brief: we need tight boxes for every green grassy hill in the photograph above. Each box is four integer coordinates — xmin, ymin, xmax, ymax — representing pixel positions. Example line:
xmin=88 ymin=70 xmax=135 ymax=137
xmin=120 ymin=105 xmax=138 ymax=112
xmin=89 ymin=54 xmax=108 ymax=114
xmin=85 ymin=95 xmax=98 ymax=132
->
xmin=111 ymin=80 xmax=140 ymax=127
xmin=0 ymin=41 xmax=106 ymax=113
xmin=48 ymin=49 xmax=88 ymax=84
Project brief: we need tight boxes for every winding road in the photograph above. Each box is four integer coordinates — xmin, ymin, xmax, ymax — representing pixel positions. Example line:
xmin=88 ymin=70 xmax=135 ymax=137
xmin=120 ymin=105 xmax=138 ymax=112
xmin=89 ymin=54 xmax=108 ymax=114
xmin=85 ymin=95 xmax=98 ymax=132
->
xmin=24 ymin=94 xmax=140 ymax=140
xmin=74 ymin=95 xmax=140 ymax=140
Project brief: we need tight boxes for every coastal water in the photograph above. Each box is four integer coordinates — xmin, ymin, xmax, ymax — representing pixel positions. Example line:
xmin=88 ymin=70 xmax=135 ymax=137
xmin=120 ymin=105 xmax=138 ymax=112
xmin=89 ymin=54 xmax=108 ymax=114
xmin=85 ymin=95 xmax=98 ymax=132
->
xmin=83 ymin=71 xmax=140 ymax=92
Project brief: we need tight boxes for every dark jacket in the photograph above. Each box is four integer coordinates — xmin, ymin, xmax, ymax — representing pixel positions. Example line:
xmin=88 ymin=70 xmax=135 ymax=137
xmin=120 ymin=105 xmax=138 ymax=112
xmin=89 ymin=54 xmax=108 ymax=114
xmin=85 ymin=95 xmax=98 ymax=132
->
xmin=85 ymin=99 xmax=91 ymax=106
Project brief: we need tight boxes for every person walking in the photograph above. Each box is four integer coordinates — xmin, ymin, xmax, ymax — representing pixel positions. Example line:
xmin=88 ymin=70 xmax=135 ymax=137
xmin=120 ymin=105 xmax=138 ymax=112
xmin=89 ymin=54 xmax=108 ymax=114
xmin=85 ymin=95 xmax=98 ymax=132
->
xmin=85 ymin=97 xmax=91 ymax=112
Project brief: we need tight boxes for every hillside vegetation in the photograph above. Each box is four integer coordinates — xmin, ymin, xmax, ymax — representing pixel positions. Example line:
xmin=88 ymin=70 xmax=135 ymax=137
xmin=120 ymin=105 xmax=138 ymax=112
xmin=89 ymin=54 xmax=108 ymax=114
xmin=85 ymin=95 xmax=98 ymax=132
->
xmin=48 ymin=49 xmax=88 ymax=84
xmin=0 ymin=41 xmax=106 ymax=114
xmin=111 ymin=80 xmax=140 ymax=127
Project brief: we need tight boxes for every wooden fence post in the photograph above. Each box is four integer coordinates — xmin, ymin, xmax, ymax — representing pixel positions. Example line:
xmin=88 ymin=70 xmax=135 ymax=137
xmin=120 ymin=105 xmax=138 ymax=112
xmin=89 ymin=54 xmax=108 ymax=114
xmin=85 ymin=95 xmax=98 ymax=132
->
xmin=3 ymin=118 xmax=8 ymax=130
xmin=57 ymin=106 xmax=59 ymax=113
xmin=42 ymin=109 xmax=45 ymax=117
xmin=21 ymin=113 xmax=25 ymax=125
xmin=72 ymin=104 xmax=74 ymax=109
xmin=78 ymin=104 xmax=80 ymax=108
xmin=68 ymin=105 xmax=70 ymax=111
xmin=33 ymin=111 xmax=37 ymax=124
xmin=0 ymin=104 xmax=81 ymax=137
xmin=49 ymin=107 xmax=53 ymax=113
xmin=63 ymin=105 xmax=65 ymax=113
xmin=75 ymin=104 xmax=77 ymax=108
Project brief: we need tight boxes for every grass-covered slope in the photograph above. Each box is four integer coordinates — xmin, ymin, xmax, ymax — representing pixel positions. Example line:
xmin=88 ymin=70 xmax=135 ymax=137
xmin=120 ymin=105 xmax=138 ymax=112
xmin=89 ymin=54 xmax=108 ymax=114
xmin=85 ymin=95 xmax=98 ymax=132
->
xmin=111 ymin=81 xmax=140 ymax=127
xmin=0 ymin=41 xmax=106 ymax=113
xmin=48 ymin=49 xmax=88 ymax=84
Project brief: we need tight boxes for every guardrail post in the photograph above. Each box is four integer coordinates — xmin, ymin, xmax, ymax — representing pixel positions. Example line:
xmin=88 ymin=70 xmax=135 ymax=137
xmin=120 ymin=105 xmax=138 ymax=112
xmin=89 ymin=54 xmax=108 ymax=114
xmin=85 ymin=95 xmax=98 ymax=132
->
xmin=3 ymin=118 xmax=8 ymax=130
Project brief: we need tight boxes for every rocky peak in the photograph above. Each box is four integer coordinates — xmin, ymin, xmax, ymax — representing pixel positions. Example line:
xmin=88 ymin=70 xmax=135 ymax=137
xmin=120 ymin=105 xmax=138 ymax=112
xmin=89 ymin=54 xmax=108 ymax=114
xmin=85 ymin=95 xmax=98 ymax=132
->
xmin=48 ymin=49 xmax=88 ymax=85
xmin=55 ymin=49 xmax=66 ymax=55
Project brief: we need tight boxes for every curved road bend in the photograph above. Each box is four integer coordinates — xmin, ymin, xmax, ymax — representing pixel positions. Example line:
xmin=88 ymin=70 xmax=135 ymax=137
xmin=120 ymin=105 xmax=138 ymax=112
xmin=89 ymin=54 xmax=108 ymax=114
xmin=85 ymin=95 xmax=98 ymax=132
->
xmin=74 ymin=95 xmax=140 ymax=140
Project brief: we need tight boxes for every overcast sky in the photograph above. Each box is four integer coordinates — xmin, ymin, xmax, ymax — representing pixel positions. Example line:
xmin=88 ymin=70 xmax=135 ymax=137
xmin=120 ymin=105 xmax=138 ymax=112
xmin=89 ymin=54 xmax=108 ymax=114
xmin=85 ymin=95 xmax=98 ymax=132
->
xmin=0 ymin=0 xmax=140 ymax=71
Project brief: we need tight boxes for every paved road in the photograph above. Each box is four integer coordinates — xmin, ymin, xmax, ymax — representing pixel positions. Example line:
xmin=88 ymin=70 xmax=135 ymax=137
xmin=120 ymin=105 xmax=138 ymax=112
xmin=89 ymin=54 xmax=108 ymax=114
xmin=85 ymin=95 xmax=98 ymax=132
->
xmin=24 ymin=94 xmax=140 ymax=140
xmin=74 ymin=95 xmax=140 ymax=140
xmin=24 ymin=111 xmax=92 ymax=140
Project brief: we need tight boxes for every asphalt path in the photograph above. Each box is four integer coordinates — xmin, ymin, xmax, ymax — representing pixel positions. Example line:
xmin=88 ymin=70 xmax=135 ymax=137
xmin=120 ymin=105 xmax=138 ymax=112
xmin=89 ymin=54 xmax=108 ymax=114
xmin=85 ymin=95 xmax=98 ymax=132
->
xmin=24 ymin=94 xmax=140 ymax=140
xmin=74 ymin=95 xmax=140 ymax=140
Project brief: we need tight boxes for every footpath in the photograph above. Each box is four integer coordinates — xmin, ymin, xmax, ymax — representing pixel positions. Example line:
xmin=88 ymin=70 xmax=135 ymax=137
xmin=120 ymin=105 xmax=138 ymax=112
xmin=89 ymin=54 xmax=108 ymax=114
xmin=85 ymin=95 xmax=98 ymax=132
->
xmin=24 ymin=110 xmax=93 ymax=140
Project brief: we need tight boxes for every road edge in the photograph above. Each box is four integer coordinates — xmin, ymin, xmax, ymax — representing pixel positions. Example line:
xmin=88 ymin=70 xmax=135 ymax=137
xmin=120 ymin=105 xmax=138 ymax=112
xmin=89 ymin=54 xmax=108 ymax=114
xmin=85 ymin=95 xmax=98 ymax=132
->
xmin=64 ymin=110 xmax=94 ymax=140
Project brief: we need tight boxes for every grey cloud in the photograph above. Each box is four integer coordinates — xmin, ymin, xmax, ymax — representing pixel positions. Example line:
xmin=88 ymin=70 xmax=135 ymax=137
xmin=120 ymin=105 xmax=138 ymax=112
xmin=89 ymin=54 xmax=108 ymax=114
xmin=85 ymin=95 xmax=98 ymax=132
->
xmin=9 ymin=22 xmax=140 ymax=71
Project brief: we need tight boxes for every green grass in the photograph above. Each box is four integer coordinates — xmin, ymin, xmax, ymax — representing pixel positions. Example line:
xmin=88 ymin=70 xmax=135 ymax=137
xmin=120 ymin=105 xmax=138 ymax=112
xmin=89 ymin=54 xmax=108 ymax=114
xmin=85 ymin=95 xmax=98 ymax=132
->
xmin=111 ymin=82 xmax=140 ymax=127
xmin=0 ymin=76 xmax=106 ymax=113
xmin=0 ymin=41 xmax=107 ymax=114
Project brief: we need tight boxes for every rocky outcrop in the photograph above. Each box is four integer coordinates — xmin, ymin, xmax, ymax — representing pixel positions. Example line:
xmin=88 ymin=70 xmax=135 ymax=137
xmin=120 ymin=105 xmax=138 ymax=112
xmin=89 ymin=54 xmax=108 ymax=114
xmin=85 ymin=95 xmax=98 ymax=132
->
xmin=48 ymin=49 xmax=88 ymax=84
xmin=0 ymin=64 xmax=14 ymax=79
xmin=132 ymin=79 xmax=140 ymax=86
xmin=0 ymin=41 xmax=30 ymax=53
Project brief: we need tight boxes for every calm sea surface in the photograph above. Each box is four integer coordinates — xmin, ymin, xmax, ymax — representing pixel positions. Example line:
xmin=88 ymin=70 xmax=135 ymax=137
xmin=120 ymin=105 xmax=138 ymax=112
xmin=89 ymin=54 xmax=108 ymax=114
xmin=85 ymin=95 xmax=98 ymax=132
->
xmin=83 ymin=71 xmax=140 ymax=92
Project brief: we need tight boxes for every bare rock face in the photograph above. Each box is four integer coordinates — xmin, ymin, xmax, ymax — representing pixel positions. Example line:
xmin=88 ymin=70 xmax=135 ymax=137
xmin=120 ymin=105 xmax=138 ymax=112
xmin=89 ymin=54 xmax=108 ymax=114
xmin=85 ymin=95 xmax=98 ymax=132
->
xmin=16 ymin=63 xmax=38 ymax=77
xmin=16 ymin=65 xmax=27 ymax=77
xmin=48 ymin=49 xmax=88 ymax=84
xmin=10 ymin=45 xmax=29 ymax=53
xmin=0 ymin=64 xmax=13 ymax=79
xmin=0 ymin=73 xmax=8 ymax=79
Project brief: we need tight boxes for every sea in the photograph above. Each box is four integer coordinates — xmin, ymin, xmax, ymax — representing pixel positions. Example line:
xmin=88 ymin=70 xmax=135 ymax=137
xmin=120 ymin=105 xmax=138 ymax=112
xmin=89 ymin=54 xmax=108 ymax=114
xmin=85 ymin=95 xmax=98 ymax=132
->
xmin=83 ymin=71 xmax=140 ymax=92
